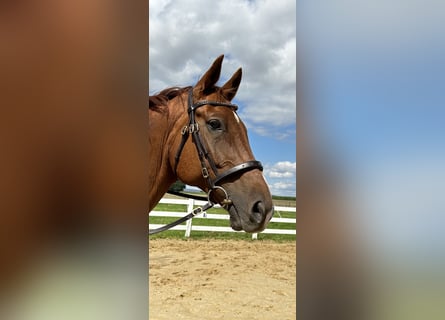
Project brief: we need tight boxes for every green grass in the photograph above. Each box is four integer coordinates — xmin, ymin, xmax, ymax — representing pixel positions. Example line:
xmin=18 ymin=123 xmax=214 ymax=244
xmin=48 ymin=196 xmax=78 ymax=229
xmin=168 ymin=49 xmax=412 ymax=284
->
xmin=272 ymin=195 xmax=296 ymax=201
xmin=149 ymin=201 xmax=296 ymax=241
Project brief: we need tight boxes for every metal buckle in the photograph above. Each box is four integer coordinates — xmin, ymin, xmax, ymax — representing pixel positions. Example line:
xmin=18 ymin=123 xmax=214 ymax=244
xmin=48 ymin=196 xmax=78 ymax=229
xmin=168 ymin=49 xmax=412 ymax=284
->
xmin=181 ymin=126 xmax=188 ymax=135
xmin=189 ymin=123 xmax=199 ymax=133
xmin=201 ymin=167 xmax=209 ymax=178
xmin=192 ymin=207 xmax=203 ymax=216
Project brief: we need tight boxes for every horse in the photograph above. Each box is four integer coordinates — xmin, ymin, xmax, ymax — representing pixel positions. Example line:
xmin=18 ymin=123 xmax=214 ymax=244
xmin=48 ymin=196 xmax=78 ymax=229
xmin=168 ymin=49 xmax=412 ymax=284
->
xmin=148 ymin=55 xmax=274 ymax=233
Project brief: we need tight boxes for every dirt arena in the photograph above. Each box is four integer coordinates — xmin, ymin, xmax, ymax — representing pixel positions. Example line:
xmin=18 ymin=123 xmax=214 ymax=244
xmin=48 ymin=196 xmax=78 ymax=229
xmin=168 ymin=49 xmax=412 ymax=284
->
xmin=149 ymin=239 xmax=296 ymax=320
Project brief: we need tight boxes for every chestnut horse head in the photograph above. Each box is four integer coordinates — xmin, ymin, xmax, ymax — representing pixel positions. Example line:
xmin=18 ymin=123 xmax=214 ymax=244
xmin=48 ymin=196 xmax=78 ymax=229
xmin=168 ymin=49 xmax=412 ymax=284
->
xmin=148 ymin=55 xmax=273 ymax=232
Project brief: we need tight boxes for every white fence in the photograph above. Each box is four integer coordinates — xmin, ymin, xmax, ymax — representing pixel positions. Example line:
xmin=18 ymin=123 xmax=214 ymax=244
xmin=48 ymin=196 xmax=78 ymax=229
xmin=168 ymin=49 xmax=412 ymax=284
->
xmin=149 ymin=198 xmax=296 ymax=239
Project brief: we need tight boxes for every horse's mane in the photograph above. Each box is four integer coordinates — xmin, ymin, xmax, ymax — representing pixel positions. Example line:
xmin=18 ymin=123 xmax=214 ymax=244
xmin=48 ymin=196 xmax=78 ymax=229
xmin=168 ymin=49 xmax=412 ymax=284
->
xmin=149 ymin=86 xmax=192 ymax=110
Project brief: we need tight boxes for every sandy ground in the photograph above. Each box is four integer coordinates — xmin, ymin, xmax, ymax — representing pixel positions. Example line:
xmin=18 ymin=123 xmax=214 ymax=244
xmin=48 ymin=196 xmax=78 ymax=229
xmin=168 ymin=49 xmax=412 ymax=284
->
xmin=149 ymin=239 xmax=296 ymax=320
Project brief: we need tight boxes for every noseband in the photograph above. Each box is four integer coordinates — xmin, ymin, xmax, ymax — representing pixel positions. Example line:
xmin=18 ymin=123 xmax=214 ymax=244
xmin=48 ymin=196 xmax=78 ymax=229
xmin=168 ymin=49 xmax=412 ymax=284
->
xmin=173 ymin=89 xmax=263 ymax=206
xmin=149 ymin=88 xmax=263 ymax=235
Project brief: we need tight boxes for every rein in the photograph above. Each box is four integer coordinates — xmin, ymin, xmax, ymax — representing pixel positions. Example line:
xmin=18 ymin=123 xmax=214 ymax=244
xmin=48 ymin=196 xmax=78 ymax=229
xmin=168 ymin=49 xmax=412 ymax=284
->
xmin=149 ymin=89 xmax=263 ymax=235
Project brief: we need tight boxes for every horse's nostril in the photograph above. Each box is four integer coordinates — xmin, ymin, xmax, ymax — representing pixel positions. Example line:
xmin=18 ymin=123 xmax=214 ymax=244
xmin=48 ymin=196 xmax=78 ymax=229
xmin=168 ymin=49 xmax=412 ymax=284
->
xmin=250 ymin=201 xmax=265 ymax=224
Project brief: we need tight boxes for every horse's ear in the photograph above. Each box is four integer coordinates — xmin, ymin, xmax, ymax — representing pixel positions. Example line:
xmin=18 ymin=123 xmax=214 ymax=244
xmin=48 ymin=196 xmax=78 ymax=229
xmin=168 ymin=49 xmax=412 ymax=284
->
xmin=221 ymin=68 xmax=242 ymax=101
xmin=194 ymin=55 xmax=224 ymax=95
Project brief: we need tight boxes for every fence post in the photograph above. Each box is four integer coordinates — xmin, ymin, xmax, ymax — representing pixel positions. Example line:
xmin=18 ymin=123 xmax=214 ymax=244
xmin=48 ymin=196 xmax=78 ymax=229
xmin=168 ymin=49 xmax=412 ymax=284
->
xmin=184 ymin=198 xmax=195 ymax=237
xmin=252 ymin=233 xmax=258 ymax=240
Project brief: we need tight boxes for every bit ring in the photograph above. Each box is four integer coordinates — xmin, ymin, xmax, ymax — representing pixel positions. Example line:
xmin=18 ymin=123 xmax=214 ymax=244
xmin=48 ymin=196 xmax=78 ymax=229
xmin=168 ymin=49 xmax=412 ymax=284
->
xmin=207 ymin=186 xmax=231 ymax=208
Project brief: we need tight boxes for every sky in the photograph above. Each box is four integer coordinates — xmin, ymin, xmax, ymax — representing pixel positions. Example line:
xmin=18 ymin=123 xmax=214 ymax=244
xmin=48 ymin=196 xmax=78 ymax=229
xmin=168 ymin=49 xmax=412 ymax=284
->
xmin=149 ymin=0 xmax=296 ymax=197
xmin=148 ymin=0 xmax=445 ymax=259
xmin=298 ymin=0 xmax=445 ymax=264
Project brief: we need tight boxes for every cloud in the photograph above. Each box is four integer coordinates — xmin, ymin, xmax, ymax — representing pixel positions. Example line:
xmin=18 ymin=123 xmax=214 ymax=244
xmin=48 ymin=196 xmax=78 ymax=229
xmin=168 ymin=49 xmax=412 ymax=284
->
xmin=149 ymin=0 xmax=296 ymax=137
xmin=265 ymin=161 xmax=296 ymax=178
xmin=264 ymin=161 xmax=296 ymax=196
xmin=245 ymin=124 xmax=295 ymax=141
xmin=267 ymin=180 xmax=296 ymax=197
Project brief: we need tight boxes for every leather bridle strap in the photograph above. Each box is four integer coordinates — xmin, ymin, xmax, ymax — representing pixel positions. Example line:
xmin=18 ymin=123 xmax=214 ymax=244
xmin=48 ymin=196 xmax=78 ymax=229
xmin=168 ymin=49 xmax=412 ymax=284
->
xmin=213 ymin=160 xmax=263 ymax=185
xmin=149 ymin=201 xmax=214 ymax=235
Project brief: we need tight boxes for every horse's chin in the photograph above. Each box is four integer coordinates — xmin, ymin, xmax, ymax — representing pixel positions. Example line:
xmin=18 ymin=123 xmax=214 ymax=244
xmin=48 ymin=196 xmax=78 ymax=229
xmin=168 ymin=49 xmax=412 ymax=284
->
xmin=227 ymin=205 xmax=243 ymax=231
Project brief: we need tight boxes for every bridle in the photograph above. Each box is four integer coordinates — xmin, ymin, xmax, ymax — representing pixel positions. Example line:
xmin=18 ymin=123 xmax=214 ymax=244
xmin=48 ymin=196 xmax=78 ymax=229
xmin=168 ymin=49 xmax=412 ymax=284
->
xmin=174 ymin=89 xmax=263 ymax=199
xmin=149 ymin=88 xmax=263 ymax=235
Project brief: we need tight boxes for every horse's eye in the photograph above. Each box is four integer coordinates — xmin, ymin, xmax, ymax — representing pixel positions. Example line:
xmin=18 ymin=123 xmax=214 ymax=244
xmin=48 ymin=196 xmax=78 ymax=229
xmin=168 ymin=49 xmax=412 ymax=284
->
xmin=207 ymin=119 xmax=222 ymax=131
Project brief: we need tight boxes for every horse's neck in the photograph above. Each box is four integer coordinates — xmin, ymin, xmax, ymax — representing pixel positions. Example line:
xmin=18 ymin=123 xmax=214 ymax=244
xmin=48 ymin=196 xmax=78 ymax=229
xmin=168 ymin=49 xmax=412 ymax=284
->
xmin=147 ymin=105 xmax=181 ymax=212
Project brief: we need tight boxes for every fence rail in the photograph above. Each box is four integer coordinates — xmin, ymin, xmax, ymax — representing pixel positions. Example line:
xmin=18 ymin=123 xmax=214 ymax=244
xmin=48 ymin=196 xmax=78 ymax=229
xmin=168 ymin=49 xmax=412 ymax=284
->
xmin=149 ymin=198 xmax=296 ymax=239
